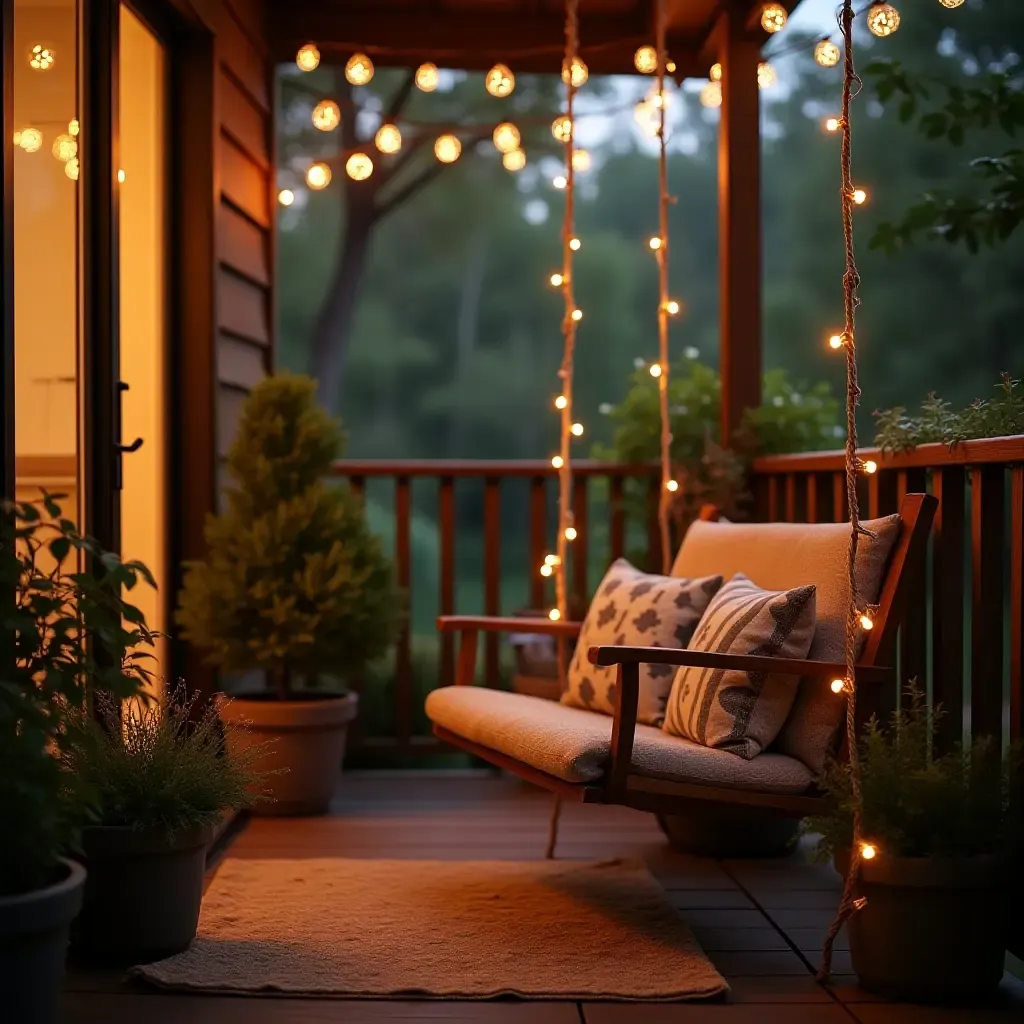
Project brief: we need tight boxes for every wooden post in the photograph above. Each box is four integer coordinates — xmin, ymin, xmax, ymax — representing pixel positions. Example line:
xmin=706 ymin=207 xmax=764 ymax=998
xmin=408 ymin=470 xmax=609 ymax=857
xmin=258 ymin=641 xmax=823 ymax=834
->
xmin=716 ymin=5 xmax=762 ymax=448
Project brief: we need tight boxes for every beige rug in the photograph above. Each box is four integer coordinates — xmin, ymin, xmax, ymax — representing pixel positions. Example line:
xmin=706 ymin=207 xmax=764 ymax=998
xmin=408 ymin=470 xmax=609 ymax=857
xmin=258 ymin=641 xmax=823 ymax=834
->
xmin=132 ymin=857 xmax=727 ymax=1001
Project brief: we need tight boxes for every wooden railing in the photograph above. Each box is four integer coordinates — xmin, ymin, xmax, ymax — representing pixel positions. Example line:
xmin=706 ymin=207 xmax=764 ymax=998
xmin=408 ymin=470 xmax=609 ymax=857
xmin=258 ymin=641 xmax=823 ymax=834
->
xmin=333 ymin=437 xmax=1024 ymax=762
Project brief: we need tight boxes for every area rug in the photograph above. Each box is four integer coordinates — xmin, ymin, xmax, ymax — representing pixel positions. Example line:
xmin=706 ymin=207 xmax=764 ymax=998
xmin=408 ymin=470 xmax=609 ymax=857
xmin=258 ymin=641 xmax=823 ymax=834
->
xmin=131 ymin=857 xmax=727 ymax=1001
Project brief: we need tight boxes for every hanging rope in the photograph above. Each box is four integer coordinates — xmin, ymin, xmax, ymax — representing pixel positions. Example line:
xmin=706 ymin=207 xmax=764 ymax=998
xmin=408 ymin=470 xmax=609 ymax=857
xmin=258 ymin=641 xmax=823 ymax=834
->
xmin=818 ymin=0 xmax=873 ymax=980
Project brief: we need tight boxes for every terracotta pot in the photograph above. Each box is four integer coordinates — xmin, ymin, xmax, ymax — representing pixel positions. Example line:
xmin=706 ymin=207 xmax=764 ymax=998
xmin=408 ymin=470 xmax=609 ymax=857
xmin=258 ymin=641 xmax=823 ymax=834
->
xmin=0 ymin=858 xmax=85 ymax=1024
xmin=219 ymin=691 xmax=358 ymax=816
xmin=835 ymin=850 xmax=1009 ymax=1002
xmin=71 ymin=825 xmax=212 ymax=964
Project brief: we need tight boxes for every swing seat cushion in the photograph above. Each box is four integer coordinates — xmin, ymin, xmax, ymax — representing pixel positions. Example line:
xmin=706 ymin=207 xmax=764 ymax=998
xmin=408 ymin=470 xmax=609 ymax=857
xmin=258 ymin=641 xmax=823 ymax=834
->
xmin=426 ymin=686 xmax=815 ymax=795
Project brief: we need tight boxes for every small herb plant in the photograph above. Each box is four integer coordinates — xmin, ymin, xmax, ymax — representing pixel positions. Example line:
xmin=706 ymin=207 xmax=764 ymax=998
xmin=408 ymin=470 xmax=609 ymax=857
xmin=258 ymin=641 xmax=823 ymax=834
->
xmin=805 ymin=687 xmax=1022 ymax=863
xmin=874 ymin=373 xmax=1024 ymax=453
xmin=64 ymin=683 xmax=264 ymax=836
xmin=1 ymin=496 xmax=157 ymax=896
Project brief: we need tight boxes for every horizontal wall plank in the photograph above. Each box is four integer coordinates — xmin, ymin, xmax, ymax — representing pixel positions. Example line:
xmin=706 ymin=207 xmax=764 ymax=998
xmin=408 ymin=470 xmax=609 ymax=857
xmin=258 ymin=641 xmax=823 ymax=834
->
xmin=217 ymin=4 xmax=269 ymax=111
xmin=219 ymin=136 xmax=270 ymax=227
xmin=218 ymin=334 xmax=267 ymax=391
xmin=218 ymin=268 xmax=269 ymax=344
xmin=217 ymin=386 xmax=246 ymax=459
xmin=219 ymin=68 xmax=269 ymax=167
xmin=223 ymin=0 xmax=268 ymax=54
xmin=217 ymin=202 xmax=270 ymax=285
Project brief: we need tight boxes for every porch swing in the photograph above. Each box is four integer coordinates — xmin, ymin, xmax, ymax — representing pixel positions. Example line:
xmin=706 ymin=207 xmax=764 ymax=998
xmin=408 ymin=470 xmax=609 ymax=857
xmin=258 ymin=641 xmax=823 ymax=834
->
xmin=425 ymin=0 xmax=936 ymax=862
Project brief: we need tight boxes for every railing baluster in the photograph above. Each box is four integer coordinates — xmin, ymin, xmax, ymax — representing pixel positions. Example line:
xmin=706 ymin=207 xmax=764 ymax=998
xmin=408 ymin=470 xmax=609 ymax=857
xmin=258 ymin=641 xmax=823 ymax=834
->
xmin=806 ymin=472 xmax=819 ymax=523
xmin=970 ymin=465 xmax=1005 ymax=742
xmin=832 ymin=472 xmax=846 ymax=523
xmin=394 ymin=476 xmax=413 ymax=748
xmin=349 ymin=474 xmax=365 ymax=504
xmin=483 ymin=477 xmax=501 ymax=688
xmin=572 ymin=476 xmax=589 ymax=611
xmin=529 ymin=475 xmax=547 ymax=608
xmin=609 ymin=474 xmax=626 ymax=562
xmin=895 ymin=469 xmax=928 ymax=705
xmin=1011 ymin=465 xmax=1023 ymax=743
xmin=784 ymin=474 xmax=796 ymax=522
xmin=767 ymin=475 xmax=779 ymax=521
xmin=646 ymin=476 xmax=660 ymax=573
xmin=438 ymin=476 xmax=456 ymax=688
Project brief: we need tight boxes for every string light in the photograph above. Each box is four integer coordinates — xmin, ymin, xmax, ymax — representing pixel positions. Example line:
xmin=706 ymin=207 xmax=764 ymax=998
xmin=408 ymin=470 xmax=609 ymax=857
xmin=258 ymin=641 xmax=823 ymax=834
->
xmin=117 ymin=168 xmax=126 ymax=183
xmin=51 ymin=134 xmax=76 ymax=162
xmin=345 ymin=153 xmax=373 ymax=180
xmin=375 ymin=123 xmax=402 ymax=154
xmin=564 ymin=526 xmax=578 ymax=541
xmin=492 ymin=122 xmax=520 ymax=153
xmin=550 ymin=272 xmax=564 ymax=287
xmin=938 ymin=0 xmax=965 ymax=6
xmin=68 ymin=119 xmax=79 ymax=136
xmin=551 ymin=455 xmax=564 ymax=469
xmin=852 ymin=187 xmax=868 ymax=205
xmin=867 ymin=3 xmax=900 ymax=37
xmin=825 ymin=117 xmax=842 ymax=132
xmin=306 ymin=162 xmax=331 ymax=189
xmin=554 ymin=395 xmax=568 ymax=409
xmin=278 ymin=189 xmax=295 ymax=206
xmin=485 ymin=63 xmax=515 ymax=97
xmin=415 ymin=63 xmax=439 ymax=91
xmin=815 ymin=40 xmax=842 ymax=67
xmin=568 ymin=237 xmax=581 ymax=251
xmin=571 ymin=149 xmax=591 ymax=173
xmin=503 ymin=149 xmax=526 ymax=171
xmin=571 ymin=308 xmax=583 ymax=321
xmin=561 ymin=56 xmax=588 ymax=87
xmin=860 ymin=843 xmax=878 ymax=860
xmin=64 ymin=157 xmax=79 ymax=181
xmin=831 ymin=678 xmax=846 ymax=694
xmin=571 ymin=422 xmax=584 ymax=436
xmin=709 ymin=62 xmax=723 ymax=82
xmin=548 ymin=608 xmax=562 ymax=621
xmin=29 ymin=44 xmax=54 ymax=70
xmin=434 ymin=134 xmax=462 ymax=163
xmin=18 ymin=128 xmax=42 ymax=153
xmin=312 ymin=100 xmax=341 ymax=132
xmin=859 ymin=612 xmax=875 ymax=631
xmin=649 ymin=363 xmax=662 ymax=377
xmin=758 ymin=62 xmax=777 ymax=89
xmin=700 ymin=81 xmax=723 ymax=109
xmin=552 ymin=115 xmax=573 ymax=142
xmin=829 ymin=332 xmax=847 ymax=350
xmin=649 ymin=236 xmax=663 ymax=250
xmin=862 ymin=459 xmax=878 ymax=474
xmin=664 ymin=299 xmax=680 ymax=316
xmin=760 ymin=4 xmax=788 ymax=33
xmin=634 ymin=45 xmax=658 ymax=74
xmin=295 ymin=43 xmax=320 ymax=72
xmin=345 ymin=53 xmax=374 ymax=85
xmin=553 ymin=174 xmax=567 ymax=189
xmin=665 ymin=479 xmax=679 ymax=491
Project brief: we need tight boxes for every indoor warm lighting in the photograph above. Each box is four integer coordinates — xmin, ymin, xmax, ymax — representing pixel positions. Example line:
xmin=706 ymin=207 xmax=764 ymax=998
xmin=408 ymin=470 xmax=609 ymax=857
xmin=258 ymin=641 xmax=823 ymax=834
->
xmin=345 ymin=152 xmax=373 ymax=180
xmin=700 ymin=81 xmax=722 ymax=108
xmin=564 ymin=526 xmax=578 ymax=540
xmin=569 ymin=237 xmax=581 ymax=251
xmin=649 ymin=363 xmax=662 ymax=377
xmin=825 ymin=117 xmax=842 ymax=133
xmin=345 ymin=53 xmax=374 ymax=85
xmin=666 ymin=479 xmax=679 ymax=492
xmin=571 ymin=422 xmax=584 ymax=436
xmin=492 ymin=122 xmax=520 ymax=154
xmin=485 ymin=63 xmax=515 ymax=97
xmin=664 ymin=299 xmax=680 ymax=315
xmin=867 ymin=3 xmax=901 ymax=37
xmin=29 ymin=44 xmax=54 ymax=70
xmin=562 ymin=56 xmax=588 ymax=88
xmin=295 ymin=43 xmax=320 ymax=72
xmin=760 ymin=4 xmax=788 ymax=33
xmin=306 ymin=162 xmax=331 ymax=189
xmin=860 ymin=843 xmax=878 ymax=860
xmin=863 ymin=459 xmax=878 ymax=474
xmin=831 ymin=678 xmax=846 ymax=694
xmin=551 ymin=455 xmax=564 ymax=469
xmin=434 ymin=134 xmax=462 ymax=163
xmin=550 ymin=272 xmax=564 ymax=287
xmin=571 ymin=149 xmax=591 ymax=173
xmin=552 ymin=115 xmax=573 ymax=142
xmin=68 ymin=119 xmax=80 ymax=136
xmin=852 ymin=188 xmax=868 ymax=205
xmin=758 ymin=62 xmax=777 ymax=89
xmin=571 ymin=308 xmax=583 ymax=321
xmin=829 ymin=333 xmax=846 ymax=350
xmin=634 ymin=45 xmax=658 ymax=74
xmin=503 ymin=148 xmax=526 ymax=171
xmin=649 ymin=236 xmax=663 ymax=250
xmin=117 ymin=168 xmax=126 ymax=183
xmin=312 ymin=100 xmax=341 ymax=132
xmin=64 ymin=157 xmax=79 ymax=180
xmin=555 ymin=395 xmax=568 ymax=409
xmin=859 ymin=612 xmax=875 ymax=631
xmin=278 ymin=189 xmax=295 ymax=206
xmin=18 ymin=128 xmax=42 ymax=153
xmin=548 ymin=608 xmax=562 ymax=621
xmin=51 ymin=133 xmax=76 ymax=162
xmin=709 ymin=62 xmax=723 ymax=82
xmin=374 ymin=123 xmax=402 ymax=154
xmin=415 ymin=62 xmax=439 ymax=91
xmin=815 ymin=40 xmax=841 ymax=67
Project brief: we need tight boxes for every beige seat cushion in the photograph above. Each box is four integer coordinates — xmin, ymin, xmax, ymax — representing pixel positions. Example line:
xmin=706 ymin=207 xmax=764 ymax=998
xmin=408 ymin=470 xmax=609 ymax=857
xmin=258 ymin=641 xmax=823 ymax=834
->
xmin=427 ymin=686 xmax=814 ymax=795
xmin=562 ymin=559 xmax=723 ymax=727
xmin=672 ymin=514 xmax=900 ymax=772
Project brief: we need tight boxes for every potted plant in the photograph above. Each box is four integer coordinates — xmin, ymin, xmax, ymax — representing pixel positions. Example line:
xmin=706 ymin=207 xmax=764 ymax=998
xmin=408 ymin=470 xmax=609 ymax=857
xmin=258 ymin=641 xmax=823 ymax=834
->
xmin=806 ymin=688 xmax=1022 ymax=1002
xmin=177 ymin=373 xmax=400 ymax=815
xmin=0 ymin=496 xmax=156 ymax=1023
xmin=63 ymin=683 xmax=262 ymax=963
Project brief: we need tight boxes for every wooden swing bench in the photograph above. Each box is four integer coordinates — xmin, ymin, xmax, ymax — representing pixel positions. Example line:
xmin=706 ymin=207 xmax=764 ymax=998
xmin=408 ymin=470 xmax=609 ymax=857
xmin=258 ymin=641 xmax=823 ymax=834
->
xmin=426 ymin=494 xmax=937 ymax=821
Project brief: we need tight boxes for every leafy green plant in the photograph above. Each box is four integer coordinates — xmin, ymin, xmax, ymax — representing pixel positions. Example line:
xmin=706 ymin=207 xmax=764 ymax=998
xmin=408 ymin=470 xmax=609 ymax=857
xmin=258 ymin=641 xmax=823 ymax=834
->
xmin=805 ymin=686 xmax=1022 ymax=863
xmin=64 ymin=683 xmax=264 ymax=836
xmin=874 ymin=373 xmax=1024 ymax=452
xmin=0 ymin=496 xmax=158 ymax=895
xmin=177 ymin=373 xmax=401 ymax=698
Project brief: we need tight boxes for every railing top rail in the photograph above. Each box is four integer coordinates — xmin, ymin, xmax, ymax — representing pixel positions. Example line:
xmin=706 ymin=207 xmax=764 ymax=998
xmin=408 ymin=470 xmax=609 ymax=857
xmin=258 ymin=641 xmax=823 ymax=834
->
xmin=329 ymin=459 xmax=662 ymax=479
xmin=751 ymin=434 xmax=1024 ymax=474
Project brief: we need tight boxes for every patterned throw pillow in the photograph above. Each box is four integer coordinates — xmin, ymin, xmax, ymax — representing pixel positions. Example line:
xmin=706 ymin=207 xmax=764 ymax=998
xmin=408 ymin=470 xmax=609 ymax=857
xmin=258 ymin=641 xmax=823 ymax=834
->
xmin=562 ymin=559 xmax=723 ymax=727
xmin=663 ymin=574 xmax=817 ymax=759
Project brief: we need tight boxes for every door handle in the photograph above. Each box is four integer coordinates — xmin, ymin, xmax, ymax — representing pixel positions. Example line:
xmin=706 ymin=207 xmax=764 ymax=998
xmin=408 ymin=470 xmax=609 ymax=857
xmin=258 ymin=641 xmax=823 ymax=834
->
xmin=116 ymin=381 xmax=144 ymax=455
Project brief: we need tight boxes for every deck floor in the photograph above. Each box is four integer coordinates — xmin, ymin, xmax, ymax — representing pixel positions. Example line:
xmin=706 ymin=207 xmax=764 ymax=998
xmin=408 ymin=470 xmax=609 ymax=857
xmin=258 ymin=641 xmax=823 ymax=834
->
xmin=64 ymin=771 xmax=1024 ymax=1023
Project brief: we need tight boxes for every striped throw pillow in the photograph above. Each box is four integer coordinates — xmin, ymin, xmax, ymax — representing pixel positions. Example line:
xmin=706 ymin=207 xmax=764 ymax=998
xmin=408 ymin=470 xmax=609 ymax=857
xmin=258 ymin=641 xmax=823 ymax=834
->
xmin=663 ymin=573 xmax=817 ymax=759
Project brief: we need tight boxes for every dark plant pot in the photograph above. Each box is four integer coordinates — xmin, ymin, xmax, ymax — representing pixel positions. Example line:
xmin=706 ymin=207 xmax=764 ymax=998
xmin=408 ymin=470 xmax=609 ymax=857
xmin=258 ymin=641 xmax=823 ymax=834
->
xmin=835 ymin=850 xmax=1009 ymax=1002
xmin=0 ymin=858 xmax=85 ymax=1024
xmin=657 ymin=801 xmax=800 ymax=859
xmin=71 ymin=825 xmax=212 ymax=964
xmin=220 ymin=691 xmax=358 ymax=816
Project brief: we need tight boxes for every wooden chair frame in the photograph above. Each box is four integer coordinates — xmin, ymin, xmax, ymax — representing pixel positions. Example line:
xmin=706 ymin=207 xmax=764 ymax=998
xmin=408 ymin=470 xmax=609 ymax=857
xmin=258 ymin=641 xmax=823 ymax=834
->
xmin=434 ymin=493 xmax=938 ymax=817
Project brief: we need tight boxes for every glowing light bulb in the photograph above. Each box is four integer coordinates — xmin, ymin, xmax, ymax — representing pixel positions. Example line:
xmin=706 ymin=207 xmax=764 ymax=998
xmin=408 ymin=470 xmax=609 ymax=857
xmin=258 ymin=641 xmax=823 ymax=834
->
xmin=815 ymin=40 xmax=841 ymax=68
xmin=540 ymin=564 xmax=553 ymax=577
xmin=278 ymin=189 xmax=295 ymax=207
xmin=758 ymin=62 xmax=777 ymax=89
xmin=829 ymin=333 xmax=846 ymax=350
xmin=434 ymin=134 xmax=462 ymax=163
xmin=562 ymin=57 xmax=588 ymax=88
xmin=825 ymin=117 xmax=842 ymax=133
xmin=709 ymin=62 xmax=723 ymax=82
xmin=852 ymin=188 xmax=868 ymax=205
xmin=415 ymin=63 xmax=439 ymax=92
xmin=760 ymin=4 xmax=788 ymax=33
xmin=666 ymin=59 xmax=677 ymax=74
xmin=664 ymin=300 xmax=681 ymax=315
xmin=346 ymin=153 xmax=373 ymax=181
xmin=700 ymin=81 xmax=723 ymax=109
xmin=649 ymin=236 xmax=663 ymax=250
xmin=117 ymin=168 xmax=126 ymax=183
xmin=29 ymin=44 xmax=54 ymax=70
xmin=571 ymin=422 xmax=584 ymax=436
xmin=863 ymin=459 xmax=878 ymax=474
xmin=571 ymin=149 xmax=591 ymax=173
xmin=19 ymin=128 xmax=42 ymax=153
xmin=549 ymin=608 xmax=562 ymax=621
xmin=634 ymin=45 xmax=658 ymax=74
xmin=545 ymin=554 xmax=559 ymax=566
xmin=68 ymin=119 xmax=80 ymax=136
xmin=571 ymin=308 xmax=583 ymax=322
xmin=345 ymin=53 xmax=374 ymax=85
xmin=551 ymin=455 xmax=564 ymax=469
xmin=503 ymin=149 xmax=526 ymax=172
xmin=306 ymin=162 xmax=331 ymax=189
xmin=867 ymin=4 xmax=900 ymax=37
xmin=568 ymin=237 xmax=581 ymax=251
xmin=831 ymin=678 xmax=846 ymax=694
xmin=550 ymin=272 xmax=564 ymax=287
xmin=666 ymin=479 xmax=679 ymax=492
xmin=51 ymin=134 xmax=76 ymax=163
xmin=555 ymin=395 xmax=568 ymax=409
xmin=64 ymin=157 xmax=79 ymax=180
xmin=492 ymin=122 xmax=520 ymax=154
xmin=649 ymin=364 xmax=663 ymax=378
xmin=312 ymin=100 xmax=341 ymax=132
xmin=938 ymin=0 xmax=965 ymax=6
xmin=296 ymin=43 xmax=320 ymax=72
xmin=861 ymin=843 xmax=877 ymax=860
xmin=552 ymin=115 xmax=573 ymax=142
xmin=859 ymin=613 xmax=874 ymax=631
xmin=375 ymin=123 xmax=402 ymax=154
xmin=485 ymin=64 xmax=515 ymax=97
xmin=553 ymin=175 xmax=567 ymax=189
xmin=564 ymin=526 xmax=578 ymax=541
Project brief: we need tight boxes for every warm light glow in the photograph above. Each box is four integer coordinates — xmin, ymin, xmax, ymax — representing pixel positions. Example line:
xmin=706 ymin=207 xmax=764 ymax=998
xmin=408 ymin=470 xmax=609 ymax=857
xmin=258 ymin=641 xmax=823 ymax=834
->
xmin=852 ymin=188 xmax=868 ymax=205
xmin=296 ymin=43 xmax=320 ymax=72
xmin=545 ymin=554 xmax=560 ymax=566
xmin=572 ymin=149 xmax=592 ymax=173
xmin=564 ymin=526 xmax=578 ymax=541
xmin=825 ymin=117 xmax=842 ymax=133
xmin=571 ymin=422 xmax=584 ymax=436
xmin=555 ymin=395 xmax=568 ymax=409
xmin=815 ymin=40 xmax=842 ymax=68
xmin=345 ymin=53 xmax=374 ymax=85
xmin=760 ymin=4 xmax=788 ymax=33
xmin=634 ymin=98 xmax=660 ymax=136
xmin=29 ymin=44 xmax=54 ymax=70
xmin=550 ymin=272 xmax=564 ymax=287
xmin=664 ymin=300 xmax=681 ymax=315
xmin=758 ymin=62 xmax=777 ymax=89
xmin=18 ymin=128 xmax=42 ymax=153
xmin=485 ymin=63 xmax=515 ymax=97
xmin=345 ymin=152 xmax=373 ymax=181
xmin=938 ymin=0 xmax=965 ymax=6
xmin=831 ymin=678 xmax=846 ymax=694
xmin=540 ymin=564 xmax=553 ymax=577
xmin=666 ymin=479 xmax=679 ymax=492
xmin=829 ymin=333 xmax=846 ymax=350
xmin=552 ymin=115 xmax=573 ymax=142
xmin=551 ymin=455 xmax=564 ymax=469
xmin=860 ymin=843 xmax=877 ymax=860
xmin=64 ymin=157 xmax=79 ymax=180
xmin=867 ymin=3 xmax=901 ymax=37
xmin=312 ymin=100 xmax=341 ymax=132
xmin=709 ymin=62 xmax=723 ymax=82
xmin=666 ymin=59 xmax=677 ymax=74
xmin=553 ymin=175 xmax=568 ymax=189
xmin=634 ymin=45 xmax=658 ymax=74
xmin=549 ymin=608 xmax=562 ymax=621
xmin=492 ymin=122 xmax=520 ymax=154
xmin=278 ymin=189 xmax=295 ymax=206
xmin=649 ymin=363 xmax=662 ymax=378
xmin=568 ymin=237 xmax=581 ymax=251
xmin=415 ymin=62 xmax=439 ymax=92
xmin=571 ymin=308 xmax=583 ymax=322
xmin=562 ymin=56 xmax=588 ymax=88
xmin=51 ymin=133 xmax=77 ymax=162
xmin=649 ymin=236 xmax=663 ymax=250
xmin=434 ymin=134 xmax=462 ymax=163
xmin=700 ymin=81 xmax=723 ymax=109
xmin=306 ymin=162 xmax=331 ymax=189
xmin=375 ymin=123 xmax=402 ymax=154
xmin=863 ymin=459 xmax=878 ymax=474
xmin=503 ymin=148 xmax=526 ymax=171
xmin=68 ymin=119 xmax=80 ymax=136
xmin=117 ymin=168 xmax=126 ymax=183
xmin=859 ymin=613 xmax=875 ymax=631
